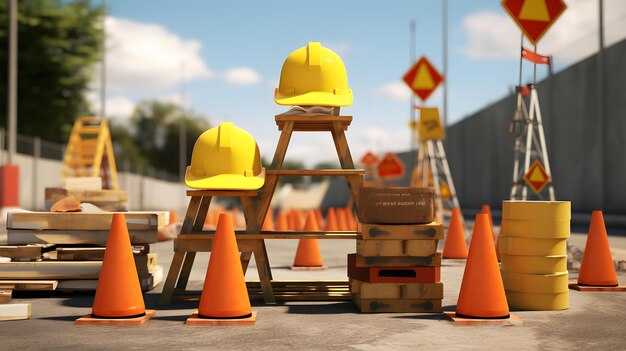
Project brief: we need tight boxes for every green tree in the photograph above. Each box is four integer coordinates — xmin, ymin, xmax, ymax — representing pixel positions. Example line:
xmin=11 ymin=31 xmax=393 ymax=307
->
xmin=112 ymin=100 xmax=210 ymax=176
xmin=311 ymin=161 xmax=339 ymax=183
xmin=0 ymin=0 xmax=103 ymax=143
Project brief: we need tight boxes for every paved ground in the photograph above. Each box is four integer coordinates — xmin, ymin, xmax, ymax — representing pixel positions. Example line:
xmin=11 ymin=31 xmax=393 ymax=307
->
xmin=1 ymin=233 xmax=626 ymax=351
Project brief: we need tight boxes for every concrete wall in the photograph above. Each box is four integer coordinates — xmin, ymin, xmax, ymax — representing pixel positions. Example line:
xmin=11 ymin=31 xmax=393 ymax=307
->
xmin=1 ymin=150 xmax=188 ymax=212
xmin=445 ymin=39 xmax=626 ymax=215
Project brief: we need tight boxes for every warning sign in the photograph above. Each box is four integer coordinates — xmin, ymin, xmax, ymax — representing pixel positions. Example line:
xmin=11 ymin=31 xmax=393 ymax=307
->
xmin=402 ymin=56 xmax=443 ymax=102
xmin=417 ymin=107 xmax=445 ymax=142
xmin=524 ymin=160 xmax=551 ymax=193
xmin=502 ymin=0 xmax=567 ymax=45
xmin=377 ymin=153 xmax=405 ymax=180
xmin=360 ymin=151 xmax=379 ymax=167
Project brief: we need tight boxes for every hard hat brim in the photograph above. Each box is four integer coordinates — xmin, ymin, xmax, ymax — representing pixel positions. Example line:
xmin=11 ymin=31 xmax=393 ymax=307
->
xmin=274 ymin=90 xmax=353 ymax=107
xmin=185 ymin=167 xmax=266 ymax=190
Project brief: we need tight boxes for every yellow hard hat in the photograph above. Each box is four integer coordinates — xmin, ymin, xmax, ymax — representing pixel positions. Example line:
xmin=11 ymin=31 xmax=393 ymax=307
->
xmin=275 ymin=42 xmax=353 ymax=107
xmin=185 ymin=122 xmax=265 ymax=190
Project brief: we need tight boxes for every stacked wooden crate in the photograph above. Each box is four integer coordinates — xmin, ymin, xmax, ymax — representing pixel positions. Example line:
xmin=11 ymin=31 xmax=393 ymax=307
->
xmin=0 ymin=212 xmax=165 ymax=292
xmin=351 ymin=187 xmax=444 ymax=313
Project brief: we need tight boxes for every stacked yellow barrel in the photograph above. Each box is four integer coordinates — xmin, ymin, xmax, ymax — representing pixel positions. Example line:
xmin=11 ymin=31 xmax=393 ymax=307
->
xmin=500 ymin=201 xmax=570 ymax=310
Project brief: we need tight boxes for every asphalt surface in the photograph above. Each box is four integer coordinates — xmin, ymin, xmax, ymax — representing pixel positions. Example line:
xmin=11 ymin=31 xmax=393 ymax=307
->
xmin=2 ymin=232 xmax=626 ymax=351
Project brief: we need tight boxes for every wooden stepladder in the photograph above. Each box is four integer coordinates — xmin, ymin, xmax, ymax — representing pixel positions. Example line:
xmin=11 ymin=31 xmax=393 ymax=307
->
xmin=410 ymin=107 xmax=460 ymax=224
xmin=61 ymin=117 xmax=119 ymax=190
xmin=255 ymin=115 xmax=364 ymax=226
xmin=159 ymin=190 xmax=275 ymax=305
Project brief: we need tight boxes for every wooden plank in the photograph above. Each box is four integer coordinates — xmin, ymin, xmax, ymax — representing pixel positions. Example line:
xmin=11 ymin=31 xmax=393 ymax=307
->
xmin=353 ymin=296 xmax=442 ymax=313
xmin=7 ymin=229 xmax=158 ymax=245
xmin=174 ymin=233 xmax=358 ymax=252
xmin=0 ymin=280 xmax=58 ymax=291
xmin=361 ymin=223 xmax=444 ymax=240
xmin=354 ymin=253 xmax=442 ymax=267
xmin=351 ymin=280 xmax=443 ymax=299
xmin=356 ymin=239 xmax=438 ymax=257
xmin=186 ymin=190 xmax=259 ymax=197
xmin=63 ymin=177 xmax=102 ymax=191
xmin=45 ymin=188 xmax=128 ymax=203
xmin=0 ymin=244 xmax=53 ymax=260
xmin=266 ymin=169 xmax=365 ymax=176
xmin=57 ymin=265 xmax=163 ymax=292
xmin=0 ymin=303 xmax=31 ymax=321
xmin=0 ymin=261 xmax=101 ymax=279
xmin=0 ymin=289 xmax=11 ymax=303
xmin=275 ymin=115 xmax=352 ymax=132
xmin=7 ymin=212 xmax=165 ymax=231
xmin=55 ymin=246 xmax=150 ymax=261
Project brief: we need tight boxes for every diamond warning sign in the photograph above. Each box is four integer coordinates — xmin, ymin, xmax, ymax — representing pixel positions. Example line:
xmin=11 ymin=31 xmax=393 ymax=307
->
xmin=402 ymin=56 xmax=443 ymax=102
xmin=524 ymin=160 xmax=551 ymax=194
xmin=502 ymin=0 xmax=567 ymax=45
xmin=377 ymin=153 xmax=405 ymax=180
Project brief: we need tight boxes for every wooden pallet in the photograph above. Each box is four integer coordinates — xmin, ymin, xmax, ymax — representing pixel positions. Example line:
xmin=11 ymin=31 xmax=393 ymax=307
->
xmin=348 ymin=254 xmax=441 ymax=283
xmin=351 ymin=280 xmax=443 ymax=299
xmin=354 ymin=253 xmax=442 ymax=268
xmin=0 ymin=244 xmax=55 ymax=260
xmin=7 ymin=229 xmax=158 ymax=245
xmin=353 ymin=295 xmax=442 ymax=313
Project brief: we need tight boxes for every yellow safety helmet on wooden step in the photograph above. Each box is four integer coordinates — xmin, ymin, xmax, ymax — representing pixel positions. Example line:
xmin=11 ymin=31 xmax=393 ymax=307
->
xmin=275 ymin=42 xmax=353 ymax=107
xmin=185 ymin=122 xmax=265 ymax=190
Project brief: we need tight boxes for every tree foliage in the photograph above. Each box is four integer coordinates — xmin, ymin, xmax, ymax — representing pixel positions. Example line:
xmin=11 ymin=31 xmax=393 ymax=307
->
xmin=0 ymin=0 xmax=103 ymax=143
xmin=110 ymin=100 xmax=211 ymax=176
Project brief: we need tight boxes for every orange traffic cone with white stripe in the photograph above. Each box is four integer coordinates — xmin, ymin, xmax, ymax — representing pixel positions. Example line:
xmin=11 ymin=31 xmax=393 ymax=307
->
xmin=446 ymin=214 xmax=511 ymax=324
xmin=442 ymin=208 xmax=468 ymax=259
xmin=292 ymin=211 xmax=325 ymax=270
xmin=571 ymin=211 xmax=624 ymax=291
xmin=187 ymin=213 xmax=256 ymax=325
xmin=76 ymin=213 xmax=155 ymax=325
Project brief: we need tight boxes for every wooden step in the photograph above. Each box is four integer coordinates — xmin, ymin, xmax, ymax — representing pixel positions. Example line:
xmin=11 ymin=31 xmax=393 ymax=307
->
xmin=275 ymin=115 xmax=352 ymax=131
xmin=267 ymin=169 xmax=365 ymax=176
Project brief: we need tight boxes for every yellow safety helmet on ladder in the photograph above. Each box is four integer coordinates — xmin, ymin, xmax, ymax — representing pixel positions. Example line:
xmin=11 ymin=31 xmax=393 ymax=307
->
xmin=275 ymin=42 xmax=353 ymax=107
xmin=185 ymin=122 xmax=265 ymax=190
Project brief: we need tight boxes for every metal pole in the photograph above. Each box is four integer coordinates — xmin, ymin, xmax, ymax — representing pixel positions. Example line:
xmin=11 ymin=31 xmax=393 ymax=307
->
xmin=7 ymin=0 xmax=18 ymax=164
xmin=410 ymin=20 xmax=416 ymax=151
xmin=100 ymin=0 xmax=107 ymax=118
xmin=442 ymin=0 xmax=448 ymax=127
xmin=518 ymin=33 xmax=523 ymax=88
xmin=598 ymin=0 xmax=605 ymax=206
xmin=0 ymin=128 xmax=4 ymax=165
xmin=32 ymin=136 xmax=40 ymax=210
xmin=178 ymin=61 xmax=187 ymax=183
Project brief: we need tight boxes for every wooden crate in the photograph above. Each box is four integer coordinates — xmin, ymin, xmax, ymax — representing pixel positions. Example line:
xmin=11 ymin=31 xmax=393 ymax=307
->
xmin=7 ymin=229 xmax=158 ymax=245
xmin=361 ymin=223 xmax=443 ymax=240
xmin=353 ymin=295 xmax=442 ymax=313
xmin=348 ymin=254 xmax=440 ymax=283
xmin=354 ymin=253 xmax=442 ymax=268
xmin=351 ymin=279 xmax=443 ymax=299
xmin=356 ymin=239 xmax=438 ymax=257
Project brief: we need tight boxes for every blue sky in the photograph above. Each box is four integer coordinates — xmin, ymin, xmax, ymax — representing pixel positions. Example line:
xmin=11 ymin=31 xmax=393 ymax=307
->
xmin=95 ymin=0 xmax=626 ymax=166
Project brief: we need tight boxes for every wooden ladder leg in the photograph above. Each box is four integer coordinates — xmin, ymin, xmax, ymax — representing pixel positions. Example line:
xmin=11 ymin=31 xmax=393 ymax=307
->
xmin=240 ymin=252 xmax=252 ymax=274
xmin=158 ymin=251 xmax=185 ymax=305
xmin=331 ymin=121 xmax=361 ymax=203
xmin=253 ymin=240 xmax=275 ymax=304
xmin=175 ymin=252 xmax=196 ymax=291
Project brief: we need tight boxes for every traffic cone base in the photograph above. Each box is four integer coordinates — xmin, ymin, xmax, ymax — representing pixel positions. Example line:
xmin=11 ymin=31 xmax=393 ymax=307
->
xmin=75 ymin=310 xmax=155 ymax=325
xmin=186 ymin=311 xmax=257 ymax=326
xmin=291 ymin=265 xmax=327 ymax=271
xmin=568 ymin=283 xmax=626 ymax=292
xmin=577 ymin=211 xmax=620 ymax=288
xmin=444 ymin=311 xmax=523 ymax=326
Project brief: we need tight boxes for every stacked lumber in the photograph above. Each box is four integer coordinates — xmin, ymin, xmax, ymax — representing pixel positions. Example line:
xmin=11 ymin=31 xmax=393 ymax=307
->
xmin=0 ymin=211 xmax=165 ymax=293
xmin=0 ymin=280 xmax=31 ymax=321
xmin=45 ymin=187 xmax=128 ymax=211
xmin=349 ymin=222 xmax=444 ymax=313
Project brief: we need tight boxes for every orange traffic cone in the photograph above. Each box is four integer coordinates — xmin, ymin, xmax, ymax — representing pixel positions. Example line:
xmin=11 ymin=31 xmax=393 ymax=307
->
xmin=292 ymin=211 xmax=325 ymax=270
xmin=169 ymin=209 xmax=177 ymax=225
xmin=76 ymin=213 xmax=154 ymax=325
xmin=481 ymin=205 xmax=496 ymax=242
xmin=442 ymin=208 xmax=468 ymax=259
xmin=336 ymin=208 xmax=349 ymax=231
xmin=261 ymin=209 xmax=274 ymax=231
xmin=447 ymin=214 xmax=510 ymax=322
xmin=576 ymin=211 xmax=620 ymax=288
xmin=287 ymin=209 xmax=296 ymax=231
xmin=314 ymin=208 xmax=324 ymax=230
xmin=293 ymin=209 xmax=305 ymax=231
xmin=495 ymin=225 xmax=502 ymax=262
xmin=325 ymin=208 xmax=339 ymax=231
xmin=345 ymin=207 xmax=357 ymax=231
xmin=187 ymin=213 xmax=256 ymax=325
xmin=275 ymin=210 xmax=290 ymax=231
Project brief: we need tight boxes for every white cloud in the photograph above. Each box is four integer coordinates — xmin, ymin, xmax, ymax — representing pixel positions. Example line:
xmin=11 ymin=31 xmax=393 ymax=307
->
xmin=105 ymin=16 xmax=212 ymax=92
xmin=222 ymin=67 xmax=262 ymax=86
xmin=86 ymin=91 xmax=136 ymax=119
xmin=372 ymin=82 xmax=412 ymax=101
xmin=462 ymin=0 xmax=626 ymax=62
xmin=325 ymin=42 xmax=351 ymax=56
